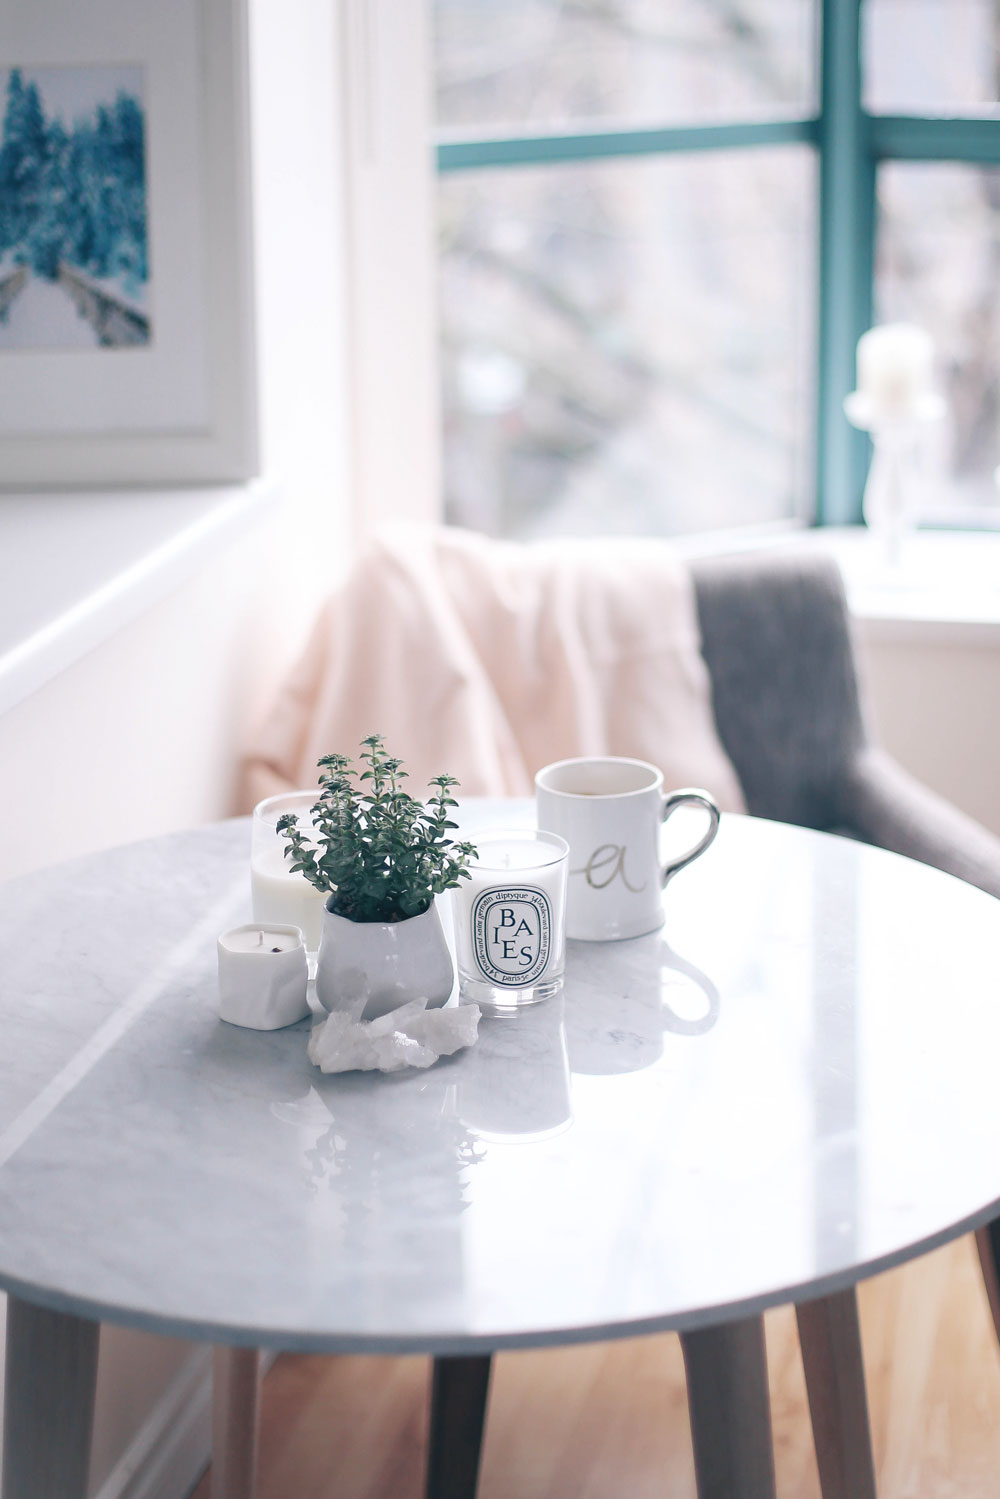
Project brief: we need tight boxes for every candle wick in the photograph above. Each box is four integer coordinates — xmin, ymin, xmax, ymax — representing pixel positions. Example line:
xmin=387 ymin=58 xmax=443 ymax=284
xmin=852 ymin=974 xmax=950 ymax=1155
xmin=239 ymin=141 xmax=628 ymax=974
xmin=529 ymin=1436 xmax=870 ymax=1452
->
xmin=256 ymin=931 xmax=264 ymax=947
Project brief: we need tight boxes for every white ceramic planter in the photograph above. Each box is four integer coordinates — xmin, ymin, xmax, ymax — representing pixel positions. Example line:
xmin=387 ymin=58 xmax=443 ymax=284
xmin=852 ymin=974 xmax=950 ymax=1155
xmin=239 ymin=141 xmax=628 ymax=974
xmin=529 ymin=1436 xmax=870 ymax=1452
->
xmin=314 ymin=902 xmax=454 ymax=1021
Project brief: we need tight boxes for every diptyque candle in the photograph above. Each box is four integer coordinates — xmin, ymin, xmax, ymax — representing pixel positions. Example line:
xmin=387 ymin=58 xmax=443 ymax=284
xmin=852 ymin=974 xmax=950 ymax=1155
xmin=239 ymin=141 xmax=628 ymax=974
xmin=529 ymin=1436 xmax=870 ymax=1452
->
xmin=453 ymin=830 xmax=569 ymax=1011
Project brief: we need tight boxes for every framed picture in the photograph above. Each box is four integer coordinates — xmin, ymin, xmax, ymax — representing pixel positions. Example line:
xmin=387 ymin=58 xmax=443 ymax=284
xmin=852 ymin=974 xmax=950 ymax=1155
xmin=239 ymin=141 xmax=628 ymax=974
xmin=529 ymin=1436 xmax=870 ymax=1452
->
xmin=0 ymin=0 xmax=257 ymax=487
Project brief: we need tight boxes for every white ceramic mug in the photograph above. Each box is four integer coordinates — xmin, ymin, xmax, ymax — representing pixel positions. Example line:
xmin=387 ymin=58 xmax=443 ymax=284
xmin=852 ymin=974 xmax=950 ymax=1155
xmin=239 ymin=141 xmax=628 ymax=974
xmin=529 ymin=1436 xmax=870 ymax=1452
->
xmin=535 ymin=756 xmax=720 ymax=941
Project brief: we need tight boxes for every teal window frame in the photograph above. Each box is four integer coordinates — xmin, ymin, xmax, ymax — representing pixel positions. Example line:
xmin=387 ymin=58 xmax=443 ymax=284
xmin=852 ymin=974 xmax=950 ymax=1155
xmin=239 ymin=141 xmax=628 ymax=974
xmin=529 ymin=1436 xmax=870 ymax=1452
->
xmin=435 ymin=0 xmax=1000 ymax=528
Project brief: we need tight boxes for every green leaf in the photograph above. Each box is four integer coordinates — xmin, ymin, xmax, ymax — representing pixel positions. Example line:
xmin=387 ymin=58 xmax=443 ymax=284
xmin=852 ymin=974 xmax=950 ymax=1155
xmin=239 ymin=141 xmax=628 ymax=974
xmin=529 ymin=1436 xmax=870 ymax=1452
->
xmin=293 ymin=736 xmax=470 ymax=920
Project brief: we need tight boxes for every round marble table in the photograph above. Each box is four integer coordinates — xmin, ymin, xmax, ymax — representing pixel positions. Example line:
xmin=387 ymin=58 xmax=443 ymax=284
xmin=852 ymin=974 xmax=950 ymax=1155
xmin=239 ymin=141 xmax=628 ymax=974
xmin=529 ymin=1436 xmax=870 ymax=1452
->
xmin=3 ymin=805 xmax=1000 ymax=1499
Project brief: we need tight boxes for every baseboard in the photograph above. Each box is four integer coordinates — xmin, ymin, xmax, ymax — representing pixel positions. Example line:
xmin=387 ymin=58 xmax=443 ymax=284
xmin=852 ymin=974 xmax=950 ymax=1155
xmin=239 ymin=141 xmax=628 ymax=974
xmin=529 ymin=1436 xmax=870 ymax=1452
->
xmin=92 ymin=1346 xmax=212 ymax=1499
xmin=92 ymin=1348 xmax=277 ymax=1499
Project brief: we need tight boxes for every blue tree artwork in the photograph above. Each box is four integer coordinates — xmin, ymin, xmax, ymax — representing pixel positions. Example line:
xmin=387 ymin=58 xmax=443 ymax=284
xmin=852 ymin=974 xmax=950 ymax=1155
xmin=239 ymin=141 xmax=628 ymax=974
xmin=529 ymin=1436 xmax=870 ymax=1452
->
xmin=0 ymin=65 xmax=150 ymax=350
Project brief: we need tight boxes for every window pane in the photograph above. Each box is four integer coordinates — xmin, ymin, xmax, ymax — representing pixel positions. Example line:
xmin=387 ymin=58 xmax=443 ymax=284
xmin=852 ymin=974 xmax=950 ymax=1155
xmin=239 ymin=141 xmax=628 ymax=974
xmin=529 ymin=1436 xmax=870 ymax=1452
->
xmin=434 ymin=1 xmax=816 ymax=133
xmin=876 ymin=162 xmax=1000 ymax=517
xmin=865 ymin=0 xmax=1000 ymax=115
xmin=439 ymin=148 xmax=815 ymax=540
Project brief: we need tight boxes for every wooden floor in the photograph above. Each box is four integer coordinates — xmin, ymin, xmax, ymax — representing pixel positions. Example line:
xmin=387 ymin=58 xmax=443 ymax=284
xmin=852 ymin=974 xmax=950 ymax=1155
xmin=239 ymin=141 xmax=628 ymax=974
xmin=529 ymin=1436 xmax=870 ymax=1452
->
xmin=191 ymin=1235 xmax=1000 ymax=1499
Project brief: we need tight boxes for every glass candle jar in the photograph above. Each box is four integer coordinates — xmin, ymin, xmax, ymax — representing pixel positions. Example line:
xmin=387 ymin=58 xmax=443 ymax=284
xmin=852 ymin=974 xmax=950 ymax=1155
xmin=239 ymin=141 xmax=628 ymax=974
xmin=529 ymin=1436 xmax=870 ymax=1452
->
xmin=453 ymin=829 xmax=569 ymax=1012
xmin=250 ymin=790 xmax=327 ymax=953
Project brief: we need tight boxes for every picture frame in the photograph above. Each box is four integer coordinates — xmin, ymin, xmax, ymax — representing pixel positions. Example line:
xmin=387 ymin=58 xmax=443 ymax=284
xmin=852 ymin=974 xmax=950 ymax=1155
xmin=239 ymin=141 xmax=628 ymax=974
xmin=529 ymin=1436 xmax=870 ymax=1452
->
xmin=0 ymin=0 xmax=257 ymax=487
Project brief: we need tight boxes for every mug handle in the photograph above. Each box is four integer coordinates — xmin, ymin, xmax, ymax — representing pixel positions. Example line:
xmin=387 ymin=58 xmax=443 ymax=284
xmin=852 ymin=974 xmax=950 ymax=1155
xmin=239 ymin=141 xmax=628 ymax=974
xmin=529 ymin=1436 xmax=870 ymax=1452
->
xmin=660 ymin=788 xmax=721 ymax=888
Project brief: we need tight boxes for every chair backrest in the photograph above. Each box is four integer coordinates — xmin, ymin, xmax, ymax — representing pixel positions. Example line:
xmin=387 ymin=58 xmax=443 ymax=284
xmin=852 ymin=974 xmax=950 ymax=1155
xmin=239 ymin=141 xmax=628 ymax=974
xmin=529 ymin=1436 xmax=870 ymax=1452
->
xmin=690 ymin=550 xmax=867 ymax=829
xmin=243 ymin=527 xmax=747 ymax=811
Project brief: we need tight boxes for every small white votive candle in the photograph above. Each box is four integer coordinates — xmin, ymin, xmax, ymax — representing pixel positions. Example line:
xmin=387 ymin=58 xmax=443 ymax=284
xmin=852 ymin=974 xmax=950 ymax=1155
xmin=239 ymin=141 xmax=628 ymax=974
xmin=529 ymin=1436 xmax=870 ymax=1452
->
xmin=856 ymin=323 xmax=934 ymax=420
xmin=217 ymin=924 xmax=310 ymax=1030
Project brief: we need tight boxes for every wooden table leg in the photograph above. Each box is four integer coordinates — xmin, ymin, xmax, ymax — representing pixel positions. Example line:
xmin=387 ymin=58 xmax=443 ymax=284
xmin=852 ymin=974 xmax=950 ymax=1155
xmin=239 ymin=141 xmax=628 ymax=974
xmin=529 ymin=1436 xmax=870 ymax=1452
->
xmin=796 ymin=1287 xmax=877 ymax=1499
xmin=212 ymin=1346 xmax=262 ymax=1499
xmin=975 ymin=1220 xmax=1000 ymax=1343
xmin=680 ymin=1315 xmax=776 ymax=1499
xmin=425 ymin=1354 xmax=492 ymax=1499
xmin=2 ymin=1295 xmax=99 ymax=1499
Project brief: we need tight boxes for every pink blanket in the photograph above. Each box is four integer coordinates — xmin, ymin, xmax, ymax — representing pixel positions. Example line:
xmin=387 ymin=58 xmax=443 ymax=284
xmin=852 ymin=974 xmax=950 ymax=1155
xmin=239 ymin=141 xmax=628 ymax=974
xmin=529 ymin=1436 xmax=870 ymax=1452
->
xmin=242 ymin=527 xmax=745 ymax=812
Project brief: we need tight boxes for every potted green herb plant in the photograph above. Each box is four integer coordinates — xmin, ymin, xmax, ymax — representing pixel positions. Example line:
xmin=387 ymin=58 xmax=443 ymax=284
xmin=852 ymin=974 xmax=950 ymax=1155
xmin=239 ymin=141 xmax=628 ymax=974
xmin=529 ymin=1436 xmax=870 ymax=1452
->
xmin=277 ymin=735 xmax=477 ymax=1020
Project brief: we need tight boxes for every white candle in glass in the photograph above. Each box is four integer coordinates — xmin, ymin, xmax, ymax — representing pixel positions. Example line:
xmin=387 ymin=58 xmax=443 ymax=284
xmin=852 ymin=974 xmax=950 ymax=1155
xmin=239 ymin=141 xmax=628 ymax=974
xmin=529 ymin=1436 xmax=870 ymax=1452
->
xmin=856 ymin=323 xmax=933 ymax=420
xmin=453 ymin=830 xmax=569 ymax=1011
xmin=217 ymin=923 xmax=310 ymax=1030
xmin=250 ymin=791 xmax=327 ymax=952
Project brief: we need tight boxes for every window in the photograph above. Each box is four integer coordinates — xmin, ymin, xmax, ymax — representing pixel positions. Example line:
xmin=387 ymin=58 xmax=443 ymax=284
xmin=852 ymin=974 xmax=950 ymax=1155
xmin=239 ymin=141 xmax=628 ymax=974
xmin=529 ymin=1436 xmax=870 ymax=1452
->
xmin=432 ymin=1 xmax=1000 ymax=539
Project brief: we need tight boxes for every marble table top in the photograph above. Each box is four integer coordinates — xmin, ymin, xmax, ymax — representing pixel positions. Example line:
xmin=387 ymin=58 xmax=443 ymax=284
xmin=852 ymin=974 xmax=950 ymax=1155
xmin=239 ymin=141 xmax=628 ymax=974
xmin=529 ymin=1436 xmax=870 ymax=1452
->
xmin=2 ymin=803 xmax=1000 ymax=1353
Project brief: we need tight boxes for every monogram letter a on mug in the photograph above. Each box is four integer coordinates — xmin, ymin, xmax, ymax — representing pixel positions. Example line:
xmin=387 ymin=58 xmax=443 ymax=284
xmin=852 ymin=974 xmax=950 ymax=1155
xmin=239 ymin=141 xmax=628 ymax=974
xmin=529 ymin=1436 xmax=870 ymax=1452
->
xmin=535 ymin=757 xmax=720 ymax=942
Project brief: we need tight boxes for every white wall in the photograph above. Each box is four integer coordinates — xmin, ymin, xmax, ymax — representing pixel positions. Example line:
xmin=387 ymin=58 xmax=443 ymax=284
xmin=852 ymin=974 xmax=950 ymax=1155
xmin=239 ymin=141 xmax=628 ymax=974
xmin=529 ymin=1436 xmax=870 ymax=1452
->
xmin=249 ymin=0 xmax=353 ymax=631
xmin=0 ymin=521 xmax=272 ymax=884
xmin=857 ymin=625 xmax=1000 ymax=838
xmin=337 ymin=0 xmax=441 ymax=534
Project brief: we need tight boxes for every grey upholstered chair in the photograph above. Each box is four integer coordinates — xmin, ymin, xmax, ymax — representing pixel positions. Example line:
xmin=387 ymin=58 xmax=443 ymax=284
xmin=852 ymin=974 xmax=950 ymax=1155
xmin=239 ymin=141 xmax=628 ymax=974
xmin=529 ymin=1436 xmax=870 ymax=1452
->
xmin=691 ymin=547 xmax=1000 ymax=901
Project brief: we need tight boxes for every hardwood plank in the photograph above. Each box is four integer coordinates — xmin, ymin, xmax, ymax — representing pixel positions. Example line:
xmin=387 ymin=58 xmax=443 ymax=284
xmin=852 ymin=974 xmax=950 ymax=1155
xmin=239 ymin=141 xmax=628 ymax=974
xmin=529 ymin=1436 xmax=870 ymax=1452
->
xmin=861 ymin=1235 xmax=1000 ymax=1497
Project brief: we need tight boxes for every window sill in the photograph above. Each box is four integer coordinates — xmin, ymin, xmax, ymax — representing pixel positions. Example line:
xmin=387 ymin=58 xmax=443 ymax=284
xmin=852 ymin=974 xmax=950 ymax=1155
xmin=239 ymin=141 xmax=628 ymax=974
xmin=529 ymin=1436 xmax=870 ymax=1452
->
xmin=820 ymin=527 xmax=1000 ymax=645
xmin=676 ymin=524 xmax=1000 ymax=647
xmin=0 ymin=481 xmax=277 ymax=717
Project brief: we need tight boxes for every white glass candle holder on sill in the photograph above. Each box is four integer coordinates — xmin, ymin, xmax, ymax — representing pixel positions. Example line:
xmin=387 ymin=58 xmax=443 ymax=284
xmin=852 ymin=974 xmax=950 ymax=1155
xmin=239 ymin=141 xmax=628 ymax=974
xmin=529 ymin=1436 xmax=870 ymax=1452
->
xmin=845 ymin=392 xmax=944 ymax=570
xmin=453 ymin=829 xmax=569 ymax=1013
xmin=251 ymin=790 xmax=327 ymax=955
xmin=845 ymin=323 xmax=945 ymax=571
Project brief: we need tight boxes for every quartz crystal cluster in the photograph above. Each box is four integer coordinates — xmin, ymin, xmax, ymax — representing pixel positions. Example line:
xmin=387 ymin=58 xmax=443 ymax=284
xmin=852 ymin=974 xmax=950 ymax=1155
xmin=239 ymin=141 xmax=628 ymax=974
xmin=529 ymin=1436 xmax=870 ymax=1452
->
xmin=308 ymin=999 xmax=481 ymax=1074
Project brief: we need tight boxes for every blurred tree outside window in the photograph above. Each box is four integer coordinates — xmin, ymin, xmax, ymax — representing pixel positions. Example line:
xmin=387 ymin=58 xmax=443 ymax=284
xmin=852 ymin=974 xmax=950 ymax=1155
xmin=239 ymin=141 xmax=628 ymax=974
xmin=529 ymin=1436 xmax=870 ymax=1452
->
xmin=433 ymin=0 xmax=1000 ymax=540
